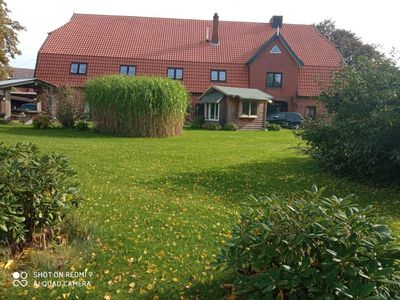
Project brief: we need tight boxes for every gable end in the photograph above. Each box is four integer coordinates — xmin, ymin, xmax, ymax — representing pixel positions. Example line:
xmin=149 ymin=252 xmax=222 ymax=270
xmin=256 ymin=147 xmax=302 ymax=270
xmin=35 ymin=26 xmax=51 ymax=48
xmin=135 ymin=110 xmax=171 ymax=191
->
xmin=247 ymin=33 xmax=304 ymax=67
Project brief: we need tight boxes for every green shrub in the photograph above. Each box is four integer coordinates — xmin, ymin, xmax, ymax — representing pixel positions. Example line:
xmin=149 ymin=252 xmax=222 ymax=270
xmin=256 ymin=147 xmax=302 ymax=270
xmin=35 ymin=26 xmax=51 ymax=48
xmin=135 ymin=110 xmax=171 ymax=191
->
xmin=203 ymin=123 xmax=222 ymax=131
xmin=32 ymin=114 xmax=52 ymax=129
xmin=216 ymin=186 xmax=400 ymax=299
xmin=266 ymin=123 xmax=281 ymax=131
xmin=189 ymin=116 xmax=205 ymax=129
xmin=223 ymin=122 xmax=238 ymax=131
xmin=55 ymin=86 xmax=85 ymax=128
xmin=298 ymin=57 xmax=400 ymax=182
xmin=0 ymin=143 xmax=79 ymax=245
xmin=85 ymin=76 xmax=189 ymax=137
xmin=75 ymin=120 xmax=89 ymax=131
xmin=56 ymin=99 xmax=75 ymax=128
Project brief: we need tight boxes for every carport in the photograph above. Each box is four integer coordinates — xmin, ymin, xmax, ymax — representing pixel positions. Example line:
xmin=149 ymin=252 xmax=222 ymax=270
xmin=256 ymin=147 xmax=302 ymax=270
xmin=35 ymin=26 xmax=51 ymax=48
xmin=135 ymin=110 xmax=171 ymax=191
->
xmin=0 ymin=78 xmax=56 ymax=118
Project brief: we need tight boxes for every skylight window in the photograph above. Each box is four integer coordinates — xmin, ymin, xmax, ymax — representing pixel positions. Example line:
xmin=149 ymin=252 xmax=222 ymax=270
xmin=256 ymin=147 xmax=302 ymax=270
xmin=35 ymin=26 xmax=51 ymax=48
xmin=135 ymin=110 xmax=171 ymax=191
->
xmin=270 ymin=45 xmax=282 ymax=54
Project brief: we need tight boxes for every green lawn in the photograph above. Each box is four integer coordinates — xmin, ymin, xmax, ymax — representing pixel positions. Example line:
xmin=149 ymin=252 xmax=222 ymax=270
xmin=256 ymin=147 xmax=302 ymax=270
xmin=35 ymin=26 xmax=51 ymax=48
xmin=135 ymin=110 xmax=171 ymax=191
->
xmin=1 ymin=124 xmax=399 ymax=299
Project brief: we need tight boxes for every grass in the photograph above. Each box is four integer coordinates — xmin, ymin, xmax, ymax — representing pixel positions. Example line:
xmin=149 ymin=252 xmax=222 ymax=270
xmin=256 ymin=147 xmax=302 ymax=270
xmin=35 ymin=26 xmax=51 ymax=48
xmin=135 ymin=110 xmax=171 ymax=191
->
xmin=0 ymin=124 xmax=399 ymax=299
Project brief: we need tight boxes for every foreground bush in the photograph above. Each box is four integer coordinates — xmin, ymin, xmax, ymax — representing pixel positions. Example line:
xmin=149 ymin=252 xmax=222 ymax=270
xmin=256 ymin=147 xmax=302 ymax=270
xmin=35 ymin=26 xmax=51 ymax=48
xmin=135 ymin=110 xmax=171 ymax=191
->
xmin=85 ymin=76 xmax=189 ymax=137
xmin=298 ymin=57 xmax=400 ymax=182
xmin=216 ymin=186 xmax=400 ymax=299
xmin=0 ymin=143 xmax=79 ymax=245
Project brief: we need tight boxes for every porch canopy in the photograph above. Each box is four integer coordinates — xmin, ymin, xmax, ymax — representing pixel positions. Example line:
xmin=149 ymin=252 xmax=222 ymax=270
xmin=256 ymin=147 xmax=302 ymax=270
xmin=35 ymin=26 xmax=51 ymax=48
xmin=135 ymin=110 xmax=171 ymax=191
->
xmin=0 ymin=78 xmax=56 ymax=118
xmin=199 ymin=86 xmax=273 ymax=103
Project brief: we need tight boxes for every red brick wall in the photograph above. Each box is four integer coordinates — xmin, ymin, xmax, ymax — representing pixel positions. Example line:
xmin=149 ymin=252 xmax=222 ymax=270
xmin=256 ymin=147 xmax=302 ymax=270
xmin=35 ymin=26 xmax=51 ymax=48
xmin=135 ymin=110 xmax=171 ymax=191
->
xmin=248 ymin=39 xmax=300 ymax=112
xmin=226 ymin=97 xmax=266 ymax=130
xmin=295 ymin=97 xmax=325 ymax=116
xmin=35 ymin=53 xmax=249 ymax=94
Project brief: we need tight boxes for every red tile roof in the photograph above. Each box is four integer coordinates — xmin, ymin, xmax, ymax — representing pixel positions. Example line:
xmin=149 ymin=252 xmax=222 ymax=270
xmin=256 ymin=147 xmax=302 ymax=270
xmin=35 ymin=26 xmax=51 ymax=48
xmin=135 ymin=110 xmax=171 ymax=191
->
xmin=297 ymin=66 xmax=340 ymax=97
xmin=39 ymin=13 xmax=342 ymax=96
xmin=10 ymin=68 xmax=35 ymax=79
xmin=42 ymin=14 xmax=341 ymax=65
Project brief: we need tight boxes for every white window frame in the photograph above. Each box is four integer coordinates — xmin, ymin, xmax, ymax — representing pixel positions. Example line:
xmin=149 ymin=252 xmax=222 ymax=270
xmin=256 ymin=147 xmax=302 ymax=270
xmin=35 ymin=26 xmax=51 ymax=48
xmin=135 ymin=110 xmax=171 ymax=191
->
xmin=204 ymin=103 xmax=220 ymax=121
xmin=239 ymin=100 xmax=258 ymax=118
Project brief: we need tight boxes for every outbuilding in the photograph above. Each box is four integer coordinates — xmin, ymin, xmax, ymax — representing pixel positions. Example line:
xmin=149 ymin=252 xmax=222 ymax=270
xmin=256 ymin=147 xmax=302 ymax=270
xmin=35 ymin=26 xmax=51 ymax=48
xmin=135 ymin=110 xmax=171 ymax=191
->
xmin=199 ymin=86 xmax=273 ymax=130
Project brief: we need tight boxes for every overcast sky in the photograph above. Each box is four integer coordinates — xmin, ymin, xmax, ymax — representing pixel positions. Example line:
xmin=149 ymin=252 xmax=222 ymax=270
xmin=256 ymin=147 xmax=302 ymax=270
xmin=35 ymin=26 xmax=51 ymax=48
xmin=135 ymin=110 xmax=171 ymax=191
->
xmin=8 ymin=0 xmax=400 ymax=69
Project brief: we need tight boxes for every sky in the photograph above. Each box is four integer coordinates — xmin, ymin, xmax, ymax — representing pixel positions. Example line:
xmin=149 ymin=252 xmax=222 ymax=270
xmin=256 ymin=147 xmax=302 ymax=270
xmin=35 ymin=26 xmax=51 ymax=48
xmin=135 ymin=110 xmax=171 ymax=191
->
xmin=8 ymin=0 xmax=400 ymax=69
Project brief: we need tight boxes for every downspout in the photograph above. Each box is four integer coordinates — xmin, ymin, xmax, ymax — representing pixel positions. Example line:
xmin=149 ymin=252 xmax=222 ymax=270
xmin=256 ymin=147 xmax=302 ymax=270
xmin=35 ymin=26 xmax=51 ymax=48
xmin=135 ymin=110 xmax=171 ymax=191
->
xmin=263 ymin=101 xmax=267 ymax=129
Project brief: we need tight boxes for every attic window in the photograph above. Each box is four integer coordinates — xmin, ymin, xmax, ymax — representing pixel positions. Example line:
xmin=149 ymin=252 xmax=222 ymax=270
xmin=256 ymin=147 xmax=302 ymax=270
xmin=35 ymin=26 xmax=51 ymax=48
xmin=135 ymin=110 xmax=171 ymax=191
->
xmin=70 ymin=63 xmax=87 ymax=75
xmin=270 ymin=45 xmax=282 ymax=54
xmin=167 ymin=68 xmax=183 ymax=80
xmin=120 ymin=65 xmax=136 ymax=76
xmin=210 ymin=70 xmax=226 ymax=82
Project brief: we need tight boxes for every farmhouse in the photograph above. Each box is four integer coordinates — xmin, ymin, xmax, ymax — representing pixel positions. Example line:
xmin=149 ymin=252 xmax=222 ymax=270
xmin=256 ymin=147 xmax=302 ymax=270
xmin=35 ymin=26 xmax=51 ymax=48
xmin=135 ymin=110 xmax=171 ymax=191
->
xmin=35 ymin=13 xmax=342 ymax=123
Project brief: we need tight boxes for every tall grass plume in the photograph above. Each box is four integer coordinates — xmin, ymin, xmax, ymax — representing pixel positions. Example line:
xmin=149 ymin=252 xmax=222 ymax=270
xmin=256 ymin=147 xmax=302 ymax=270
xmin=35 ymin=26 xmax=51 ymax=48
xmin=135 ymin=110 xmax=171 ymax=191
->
xmin=85 ymin=76 xmax=189 ymax=137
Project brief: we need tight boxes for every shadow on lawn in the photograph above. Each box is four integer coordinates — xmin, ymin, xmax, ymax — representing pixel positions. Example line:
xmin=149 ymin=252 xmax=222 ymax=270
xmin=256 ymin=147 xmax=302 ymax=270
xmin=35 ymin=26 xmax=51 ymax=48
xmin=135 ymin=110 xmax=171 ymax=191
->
xmin=143 ymin=157 xmax=400 ymax=217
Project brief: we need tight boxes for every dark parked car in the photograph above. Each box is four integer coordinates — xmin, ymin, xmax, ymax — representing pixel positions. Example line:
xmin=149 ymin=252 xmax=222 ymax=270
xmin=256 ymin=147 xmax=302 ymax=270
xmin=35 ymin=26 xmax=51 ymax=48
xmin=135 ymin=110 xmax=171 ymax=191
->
xmin=267 ymin=112 xmax=303 ymax=128
xmin=20 ymin=103 xmax=37 ymax=111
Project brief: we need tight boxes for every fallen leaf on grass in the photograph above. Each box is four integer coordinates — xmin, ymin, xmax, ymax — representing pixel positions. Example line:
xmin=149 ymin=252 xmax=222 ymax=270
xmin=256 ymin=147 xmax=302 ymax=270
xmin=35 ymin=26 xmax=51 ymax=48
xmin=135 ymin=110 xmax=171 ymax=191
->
xmin=104 ymin=293 xmax=112 ymax=300
xmin=4 ymin=260 xmax=14 ymax=269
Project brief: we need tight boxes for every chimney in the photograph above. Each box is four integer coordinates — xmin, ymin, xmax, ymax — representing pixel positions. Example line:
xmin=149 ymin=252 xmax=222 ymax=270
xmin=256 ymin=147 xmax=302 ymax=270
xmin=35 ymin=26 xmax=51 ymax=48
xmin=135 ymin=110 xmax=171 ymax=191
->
xmin=270 ymin=15 xmax=283 ymax=28
xmin=211 ymin=13 xmax=219 ymax=44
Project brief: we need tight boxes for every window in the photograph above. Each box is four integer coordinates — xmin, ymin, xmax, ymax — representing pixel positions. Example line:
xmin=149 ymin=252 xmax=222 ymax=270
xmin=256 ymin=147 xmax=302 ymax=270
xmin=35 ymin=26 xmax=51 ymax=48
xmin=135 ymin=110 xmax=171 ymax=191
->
xmin=167 ymin=68 xmax=183 ymax=80
xmin=305 ymin=106 xmax=316 ymax=119
xmin=70 ymin=63 xmax=87 ymax=75
xmin=210 ymin=70 xmax=226 ymax=82
xmin=240 ymin=100 xmax=258 ymax=117
xmin=204 ymin=103 xmax=219 ymax=121
xmin=266 ymin=72 xmax=282 ymax=88
xmin=120 ymin=65 xmax=136 ymax=76
xmin=270 ymin=45 xmax=282 ymax=54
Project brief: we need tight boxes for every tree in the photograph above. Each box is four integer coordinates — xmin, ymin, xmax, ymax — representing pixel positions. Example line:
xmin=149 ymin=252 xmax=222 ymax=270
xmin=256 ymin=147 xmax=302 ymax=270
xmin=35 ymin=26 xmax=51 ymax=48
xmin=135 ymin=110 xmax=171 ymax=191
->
xmin=298 ymin=56 xmax=400 ymax=182
xmin=54 ymin=86 xmax=86 ymax=128
xmin=316 ymin=19 xmax=382 ymax=64
xmin=0 ymin=0 xmax=25 ymax=79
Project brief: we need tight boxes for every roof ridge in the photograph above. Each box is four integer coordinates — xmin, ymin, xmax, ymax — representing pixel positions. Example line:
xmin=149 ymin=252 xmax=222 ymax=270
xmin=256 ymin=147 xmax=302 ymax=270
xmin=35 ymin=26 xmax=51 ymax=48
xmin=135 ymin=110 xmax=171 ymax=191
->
xmin=70 ymin=13 xmax=316 ymax=26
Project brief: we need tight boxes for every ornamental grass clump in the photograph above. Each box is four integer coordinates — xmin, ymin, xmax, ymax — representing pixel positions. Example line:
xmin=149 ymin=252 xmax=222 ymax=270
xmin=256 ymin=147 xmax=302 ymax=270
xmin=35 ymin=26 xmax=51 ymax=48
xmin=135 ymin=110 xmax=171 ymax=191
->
xmin=216 ymin=186 xmax=400 ymax=299
xmin=85 ymin=76 xmax=189 ymax=137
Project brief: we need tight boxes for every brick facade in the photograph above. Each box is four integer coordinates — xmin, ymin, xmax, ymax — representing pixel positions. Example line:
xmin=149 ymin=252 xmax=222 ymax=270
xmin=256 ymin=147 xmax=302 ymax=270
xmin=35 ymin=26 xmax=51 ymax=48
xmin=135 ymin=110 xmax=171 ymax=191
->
xmin=35 ymin=13 xmax=342 ymax=118
xmin=35 ymin=54 xmax=249 ymax=94
xmin=248 ymin=38 xmax=300 ymax=112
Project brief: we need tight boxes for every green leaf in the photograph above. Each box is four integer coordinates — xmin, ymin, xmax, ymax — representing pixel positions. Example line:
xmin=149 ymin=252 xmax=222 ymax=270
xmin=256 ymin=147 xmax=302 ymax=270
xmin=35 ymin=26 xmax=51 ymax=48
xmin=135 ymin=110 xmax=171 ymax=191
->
xmin=0 ymin=223 xmax=8 ymax=232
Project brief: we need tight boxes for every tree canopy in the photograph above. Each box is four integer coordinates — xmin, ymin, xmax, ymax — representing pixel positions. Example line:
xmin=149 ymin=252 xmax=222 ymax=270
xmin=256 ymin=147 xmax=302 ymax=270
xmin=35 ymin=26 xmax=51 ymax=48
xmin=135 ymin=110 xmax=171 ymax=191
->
xmin=298 ymin=56 xmax=400 ymax=182
xmin=0 ymin=0 xmax=25 ymax=79
xmin=316 ymin=19 xmax=382 ymax=64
